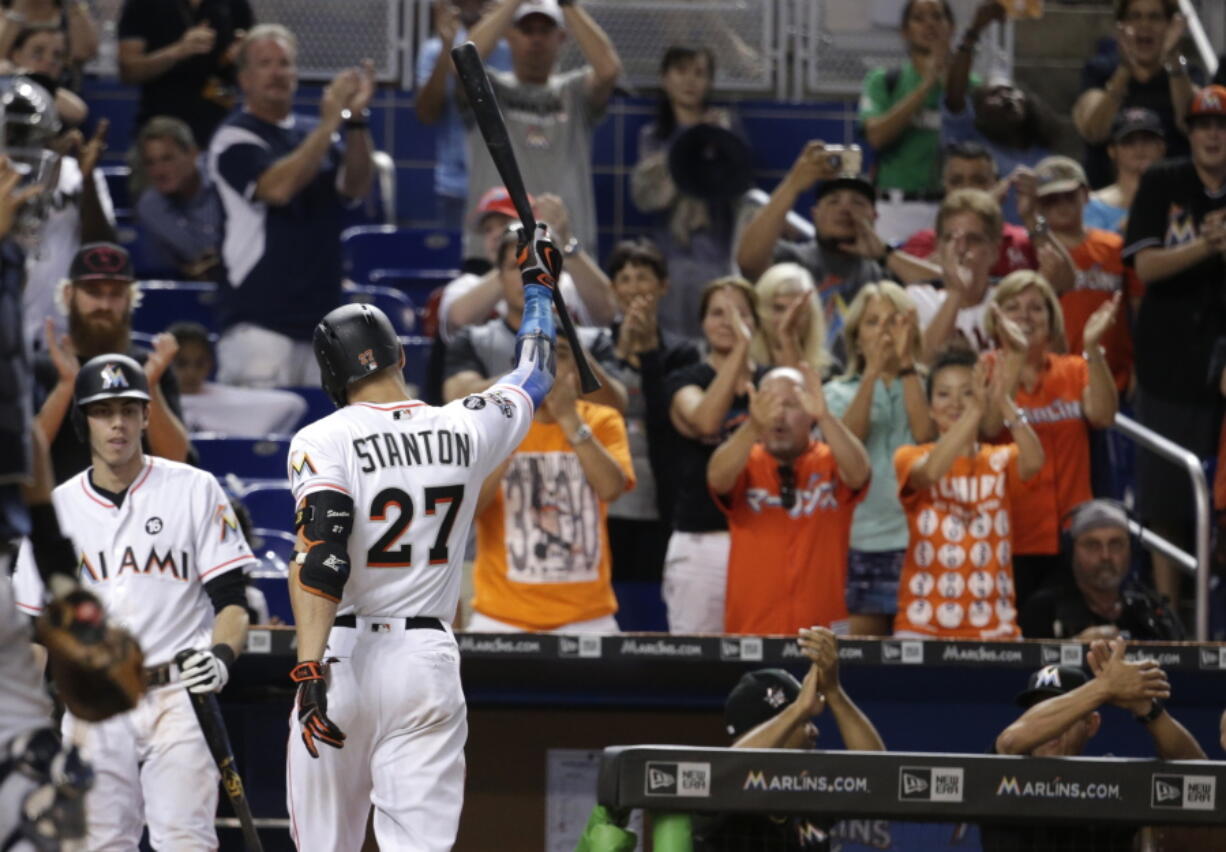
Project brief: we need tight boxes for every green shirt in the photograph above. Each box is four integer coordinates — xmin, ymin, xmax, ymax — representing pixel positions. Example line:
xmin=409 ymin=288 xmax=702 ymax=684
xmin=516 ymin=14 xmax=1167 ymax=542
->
xmin=859 ymin=63 xmax=976 ymax=195
xmin=824 ymin=375 xmax=914 ymax=551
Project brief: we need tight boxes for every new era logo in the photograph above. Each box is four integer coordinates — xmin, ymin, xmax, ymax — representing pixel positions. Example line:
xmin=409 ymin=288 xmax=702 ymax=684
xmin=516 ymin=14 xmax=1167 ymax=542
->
xmin=645 ymin=762 xmax=710 ymax=797
xmin=1151 ymin=774 xmax=1216 ymax=810
xmin=882 ymin=641 xmax=924 ymax=664
xmin=899 ymin=767 xmax=964 ymax=803
xmin=1197 ymin=648 xmax=1226 ymax=669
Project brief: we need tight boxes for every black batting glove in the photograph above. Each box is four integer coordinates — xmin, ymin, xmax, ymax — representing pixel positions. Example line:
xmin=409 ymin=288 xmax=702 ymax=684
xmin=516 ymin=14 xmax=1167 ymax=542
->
xmin=290 ymin=661 xmax=345 ymax=758
xmin=516 ymin=221 xmax=563 ymax=291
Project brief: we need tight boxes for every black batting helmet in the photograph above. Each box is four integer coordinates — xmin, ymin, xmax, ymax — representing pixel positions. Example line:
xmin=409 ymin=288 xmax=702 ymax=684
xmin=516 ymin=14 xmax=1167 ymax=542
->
xmin=73 ymin=353 xmax=151 ymax=439
xmin=313 ymin=303 xmax=401 ymax=407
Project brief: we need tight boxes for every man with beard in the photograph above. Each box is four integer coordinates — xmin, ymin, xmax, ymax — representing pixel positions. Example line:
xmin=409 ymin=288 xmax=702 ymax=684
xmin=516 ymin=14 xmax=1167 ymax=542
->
xmin=32 ymin=241 xmax=189 ymax=482
xmin=1020 ymin=499 xmax=1183 ymax=640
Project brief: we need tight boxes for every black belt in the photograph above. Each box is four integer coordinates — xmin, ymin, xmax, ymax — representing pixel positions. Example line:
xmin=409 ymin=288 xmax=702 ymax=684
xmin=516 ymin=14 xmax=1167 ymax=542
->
xmin=334 ymin=614 xmax=445 ymax=632
xmin=144 ymin=662 xmax=174 ymax=687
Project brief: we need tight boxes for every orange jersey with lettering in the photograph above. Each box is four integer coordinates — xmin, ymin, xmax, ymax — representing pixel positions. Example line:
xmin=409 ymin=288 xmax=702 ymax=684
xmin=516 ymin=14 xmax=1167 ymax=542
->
xmin=472 ymin=401 xmax=634 ymax=630
xmin=718 ymin=442 xmax=867 ymax=634
xmin=1061 ymin=228 xmax=1138 ymax=391
xmin=983 ymin=352 xmax=1092 ymax=556
xmin=893 ymin=443 xmax=1023 ymax=639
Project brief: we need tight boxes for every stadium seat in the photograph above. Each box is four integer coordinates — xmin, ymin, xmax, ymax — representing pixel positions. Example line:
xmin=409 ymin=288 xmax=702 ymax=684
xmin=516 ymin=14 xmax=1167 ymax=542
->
xmin=284 ymin=386 xmax=333 ymax=429
xmin=233 ymin=480 xmax=294 ymax=533
xmin=368 ymin=267 xmax=459 ymax=308
xmin=400 ymin=335 xmax=433 ymax=398
xmin=344 ymin=284 xmax=417 ymax=335
xmin=100 ymin=164 xmax=131 ymax=216
xmin=193 ymin=435 xmax=290 ymax=480
xmin=341 ymin=225 xmax=463 ymax=284
xmin=248 ymin=527 xmax=293 ymax=624
xmin=132 ymin=280 xmax=219 ymax=335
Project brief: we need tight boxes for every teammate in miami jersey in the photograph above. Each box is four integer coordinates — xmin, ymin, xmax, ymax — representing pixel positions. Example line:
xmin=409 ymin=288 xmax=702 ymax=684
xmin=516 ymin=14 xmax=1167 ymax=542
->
xmin=13 ymin=352 xmax=255 ymax=850
xmin=285 ymin=223 xmax=560 ymax=850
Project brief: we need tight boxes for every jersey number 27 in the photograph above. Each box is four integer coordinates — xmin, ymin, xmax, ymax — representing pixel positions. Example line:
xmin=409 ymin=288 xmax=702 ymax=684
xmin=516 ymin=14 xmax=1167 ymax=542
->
xmin=368 ymin=485 xmax=465 ymax=567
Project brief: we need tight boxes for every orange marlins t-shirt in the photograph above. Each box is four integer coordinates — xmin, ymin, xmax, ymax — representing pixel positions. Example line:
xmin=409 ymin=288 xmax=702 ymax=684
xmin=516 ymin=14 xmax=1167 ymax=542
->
xmin=982 ymin=351 xmax=1092 ymax=556
xmin=893 ymin=443 xmax=1023 ymax=639
xmin=718 ymin=441 xmax=867 ymax=634
xmin=1061 ymin=228 xmax=1139 ymax=391
xmin=472 ymin=401 xmax=635 ymax=630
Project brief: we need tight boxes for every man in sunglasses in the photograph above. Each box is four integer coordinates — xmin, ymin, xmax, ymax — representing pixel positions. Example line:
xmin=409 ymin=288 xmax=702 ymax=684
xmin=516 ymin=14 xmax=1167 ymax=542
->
xmin=707 ymin=365 xmax=871 ymax=635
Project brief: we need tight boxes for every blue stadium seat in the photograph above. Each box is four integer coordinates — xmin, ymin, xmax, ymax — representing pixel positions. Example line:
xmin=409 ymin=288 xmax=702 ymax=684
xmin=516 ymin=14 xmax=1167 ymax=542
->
xmin=284 ymin=386 xmax=333 ymax=429
xmin=193 ymin=436 xmax=290 ymax=480
xmin=100 ymin=164 xmax=131 ymax=216
xmin=248 ymin=527 xmax=293 ymax=624
xmin=133 ymin=280 xmax=219 ymax=335
xmin=344 ymin=284 xmax=417 ymax=335
xmin=400 ymin=335 xmax=432 ymax=398
xmin=234 ymin=480 xmax=294 ymax=533
xmin=368 ymin=267 xmax=458 ymax=307
xmin=341 ymin=225 xmax=463 ymax=284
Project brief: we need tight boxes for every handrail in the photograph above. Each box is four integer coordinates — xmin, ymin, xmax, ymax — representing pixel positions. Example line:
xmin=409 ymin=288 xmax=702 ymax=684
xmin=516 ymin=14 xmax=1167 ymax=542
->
xmin=1178 ymin=0 xmax=1219 ymax=78
xmin=744 ymin=187 xmax=815 ymax=240
xmin=1111 ymin=413 xmax=1211 ymax=640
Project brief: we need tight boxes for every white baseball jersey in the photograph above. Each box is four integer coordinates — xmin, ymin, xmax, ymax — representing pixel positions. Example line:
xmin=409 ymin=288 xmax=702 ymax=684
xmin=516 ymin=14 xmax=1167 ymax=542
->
xmin=12 ymin=457 xmax=256 ymax=666
xmin=0 ymin=569 xmax=53 ymax=748
xmin=287 ymin=383 xmax=535 ymax=619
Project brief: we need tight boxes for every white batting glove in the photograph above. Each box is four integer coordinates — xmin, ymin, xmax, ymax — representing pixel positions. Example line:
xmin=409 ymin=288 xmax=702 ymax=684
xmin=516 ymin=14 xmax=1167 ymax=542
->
xmin=176 ymin=649 xmax=230 ymax=694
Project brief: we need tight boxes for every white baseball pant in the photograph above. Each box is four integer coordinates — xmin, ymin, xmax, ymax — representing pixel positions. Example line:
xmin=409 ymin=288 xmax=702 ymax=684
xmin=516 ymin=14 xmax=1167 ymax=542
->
xmin=287 ymin=618 xmax=467 ymax=852
xmin=63 ymin=686 xmax=219 ymax=851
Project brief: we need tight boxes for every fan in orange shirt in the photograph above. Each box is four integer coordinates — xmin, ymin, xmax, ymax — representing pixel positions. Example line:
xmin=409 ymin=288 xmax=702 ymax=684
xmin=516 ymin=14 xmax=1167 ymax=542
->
xmin=894 ymin=348 xmax=1044 ymax=639
xmin=980 ymin=270 xmax=1119 ymax=611
xmin=470 ymin=340 xmax=635 ymax=633
xmin=1029 ymin=155 xmax=1140 ymax=391
xmin=708 ymin=364 xmax=871 ymax=635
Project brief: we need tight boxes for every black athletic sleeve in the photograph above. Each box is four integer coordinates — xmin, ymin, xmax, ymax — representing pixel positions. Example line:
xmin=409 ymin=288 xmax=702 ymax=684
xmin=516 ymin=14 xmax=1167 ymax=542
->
xmin=204 ymin=569 xmax=248 ymax=614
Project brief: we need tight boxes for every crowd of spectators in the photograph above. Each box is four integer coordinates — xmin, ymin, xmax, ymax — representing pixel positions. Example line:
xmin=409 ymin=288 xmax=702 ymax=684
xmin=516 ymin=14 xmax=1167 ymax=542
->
xmin=12 ymin=0 xmax=1226 ymax=644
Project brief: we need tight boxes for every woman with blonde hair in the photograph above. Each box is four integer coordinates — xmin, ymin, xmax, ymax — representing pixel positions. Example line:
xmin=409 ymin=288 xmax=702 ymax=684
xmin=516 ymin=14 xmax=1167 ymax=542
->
xmin=825 ymin=281 xmax=932 ymax=635
xmin=749 ymin=262 xmax=833 ymax=375
xmin=981 ymin=269 xmax=1119 ymax=612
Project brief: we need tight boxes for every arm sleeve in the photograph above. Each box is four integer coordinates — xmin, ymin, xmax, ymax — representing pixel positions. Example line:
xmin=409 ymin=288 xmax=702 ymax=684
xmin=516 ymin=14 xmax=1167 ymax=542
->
xmin=157 ymin=359 xmax=184 ymax=420
xmin=215 ymin=141 xmax=274 ymax=202
xmin=116 ymin=0 xmax=150 ymax=41
xmin=195 ymin=475 xmax=256 ymax=582
xmin=1121 ymin=167 xmax=1167 ymax=263
xmin=203 ymin=569 xmax=247 ymax=614
xmin=233 ymin=0 xmax=255 ymax=30
xmin=940 ymin=95 xmax=978 ymax=142
xmin=442 ymin=327 xmax=487 ymax=380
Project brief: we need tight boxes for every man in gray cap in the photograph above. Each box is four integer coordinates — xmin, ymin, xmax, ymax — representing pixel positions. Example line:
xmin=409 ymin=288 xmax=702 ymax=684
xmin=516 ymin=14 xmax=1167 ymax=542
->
xmin=1019 ymin=499 xmax=1183 ymax=640
xmin=985 ymin=641 xmax=1204 ymax=851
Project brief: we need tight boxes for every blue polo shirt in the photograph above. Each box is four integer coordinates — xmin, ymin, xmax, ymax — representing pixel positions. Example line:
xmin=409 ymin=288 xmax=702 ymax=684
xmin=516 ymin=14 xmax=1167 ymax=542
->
xmin=209 ymin=111 xmax=351 ymax=340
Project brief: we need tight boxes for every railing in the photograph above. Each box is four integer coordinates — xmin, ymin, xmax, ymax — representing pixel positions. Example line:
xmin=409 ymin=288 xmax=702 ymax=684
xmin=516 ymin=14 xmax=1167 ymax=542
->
xmin=1180 ymin=0 xmax=1220 ymax=78
xmin=1112 ymin=413 xmax=1212 ymax=641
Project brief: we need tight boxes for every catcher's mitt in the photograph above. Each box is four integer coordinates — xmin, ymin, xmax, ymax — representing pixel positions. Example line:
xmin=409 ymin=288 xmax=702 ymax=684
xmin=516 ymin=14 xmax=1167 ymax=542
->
xmin=35 ymin=589 xmax=145 ymax=721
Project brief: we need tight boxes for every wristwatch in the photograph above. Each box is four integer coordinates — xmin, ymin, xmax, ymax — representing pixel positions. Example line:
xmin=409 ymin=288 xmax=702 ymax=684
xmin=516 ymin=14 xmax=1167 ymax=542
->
xmin=1163 ymin=54 xmax=1188 ymax=78
xmin=562 ymin=236 xmax=581 ymax=258
xmin=340 ymin=107 xmax=370 ymax=129
xmin=1134 ymin=698 xmax=1165 ymax=725
xmin=568 ymin=423 xmax=593 ymax=446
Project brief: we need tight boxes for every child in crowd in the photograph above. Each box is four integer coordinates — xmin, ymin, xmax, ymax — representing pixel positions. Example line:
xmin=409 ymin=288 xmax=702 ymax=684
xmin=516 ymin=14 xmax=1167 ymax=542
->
xmin=893 ymin=348 xmax=1043 ymax=639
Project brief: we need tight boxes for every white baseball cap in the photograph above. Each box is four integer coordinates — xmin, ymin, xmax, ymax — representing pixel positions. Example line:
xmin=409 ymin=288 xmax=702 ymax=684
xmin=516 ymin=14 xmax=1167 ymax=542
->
xmin=513 ymin=0 xmax=564 ymax=28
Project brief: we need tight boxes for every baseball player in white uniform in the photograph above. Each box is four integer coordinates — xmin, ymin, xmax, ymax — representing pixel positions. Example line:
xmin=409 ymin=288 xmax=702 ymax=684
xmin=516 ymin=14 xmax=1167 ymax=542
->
xmin=12 ymin=352 xmax=255 ymax=850
xmin=285 ymin=224 xmax=561 ymax=850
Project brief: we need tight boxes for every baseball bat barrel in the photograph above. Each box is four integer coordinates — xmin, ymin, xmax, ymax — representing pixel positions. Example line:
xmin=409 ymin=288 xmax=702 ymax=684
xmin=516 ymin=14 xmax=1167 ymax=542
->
xmin=450 ymin=40 xmax=602 ymax=394
xmin=175 ymin=651 xmax=265 ymax=852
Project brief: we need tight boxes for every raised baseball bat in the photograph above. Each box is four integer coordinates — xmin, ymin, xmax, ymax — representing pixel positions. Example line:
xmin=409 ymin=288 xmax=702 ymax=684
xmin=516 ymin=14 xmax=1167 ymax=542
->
xmin=175 ymin=651 xmax=264 ymax=852
xmin=450 ymin=40 xmax=602 ymax=393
